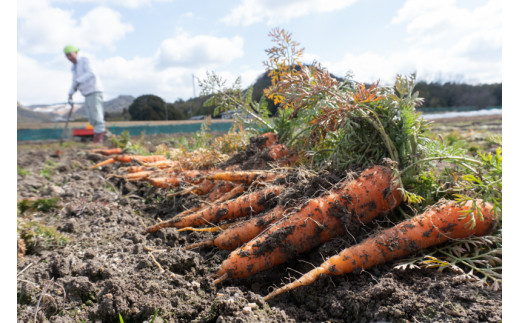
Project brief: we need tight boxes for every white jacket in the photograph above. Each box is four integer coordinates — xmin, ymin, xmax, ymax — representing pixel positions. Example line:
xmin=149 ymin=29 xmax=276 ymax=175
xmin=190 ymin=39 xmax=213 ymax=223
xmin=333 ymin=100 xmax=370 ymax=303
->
xmin=69 ymin=56 xmax=103 ymax=97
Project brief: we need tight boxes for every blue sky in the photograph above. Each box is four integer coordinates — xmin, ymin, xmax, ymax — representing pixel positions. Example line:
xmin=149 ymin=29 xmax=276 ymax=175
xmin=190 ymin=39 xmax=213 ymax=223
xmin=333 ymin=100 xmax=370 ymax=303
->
xmin=17 ymin=0 xmax=503 ymax=105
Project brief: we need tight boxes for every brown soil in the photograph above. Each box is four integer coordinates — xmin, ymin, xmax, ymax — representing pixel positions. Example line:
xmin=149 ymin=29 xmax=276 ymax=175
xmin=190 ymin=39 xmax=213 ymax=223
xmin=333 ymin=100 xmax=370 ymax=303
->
xmin=16 ymin=116 xmax=502 ymax=322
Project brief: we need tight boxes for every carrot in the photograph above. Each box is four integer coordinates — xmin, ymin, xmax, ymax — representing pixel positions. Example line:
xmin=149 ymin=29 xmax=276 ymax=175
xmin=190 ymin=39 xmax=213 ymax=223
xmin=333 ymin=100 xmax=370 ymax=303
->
xmin=167 ymin=185 xmax=282 ymax=229
xmin=179 ymin=222 xmax=236 ymax=233
xmin=89 ymin=147 xmax=124 ymax=155
xmin=182 ymin=169 xmax=212 ymax=184
xmin=184 ymin=205 xmax=286 ymax=251
xmin=260 ymin=132 xmax=278 ymax=149
xmin=148 ymin=176 xmax=181 ymax=188
xmin=204 ymin=171 xmax=281 ymax=185
xmin=123 ymin=170 xmax=156 ymax=181
xmin=210 ymin=184 xmax=246 ymax=204
xmin=145 ymin=184 xmax=247 ymax=233
xmin=206 ymin=181 xmax=236 ymax=201
xmin=277 ymin=152 xmax=299 ymax=167
xmin=264 ymin=199 xmax=496 ymax=300
xmin=90 ymin=154 xmax=167 ymax=169
xmin=179 ymin=179 xmax=217 ymax=196
xmin=267 ymin=144 xmax=289 ymax=160
xmin=121 ymin=166 xmax=148 ymax=173
xmin=138 ymin=160 xmax=181 ymax=169
xmin=213 ymin=165 xmax=402 ymax=284
xmin=146 ymin=185 xmax=283 ymax=232
xmin=150 ymin=169 xmax=210 ymax=190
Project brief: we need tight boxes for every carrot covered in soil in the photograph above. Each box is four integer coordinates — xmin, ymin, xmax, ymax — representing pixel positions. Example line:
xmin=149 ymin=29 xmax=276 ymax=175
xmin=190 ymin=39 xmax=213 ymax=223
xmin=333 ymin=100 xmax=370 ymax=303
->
xmin=148 ymin=169 xmax=211 ymax=189
xmin=204 ymin=171 xmax=282 ymax=185
xmin=213 ymin=165 xmax=403 ymax=284
xmin=145 ymin=185 xmax=283 ymax=233
xmin=145 ymin=184 xmax=247 ymax=233
xmin=120 ymin=165 xmax=148 ymax=173
xmin=206 ymin=181 xmax=237 ymax=201
xmin=267 ymin=144 xmax=290 ymax=160
xmin=90 ymin=155 xmax=167 ymax=169
xmin=148 ymin=176 xmax=182 ymax=188
xmin=264 ymin=199 xmax=496 ymax=300
xmin=89 ymin=147 xmax=125 ymax=155
xmin=184 ymin=205 xmax=286 ymax=251
xmin=138 ymin=160 xmax=181 ymax=169
xmin=121 ymin=170 xmax=156 ymax=181
xmin=260 ymin=132 xmax=278 ymax=149
xmin=172 ymin=179 xmax=217 ymax=196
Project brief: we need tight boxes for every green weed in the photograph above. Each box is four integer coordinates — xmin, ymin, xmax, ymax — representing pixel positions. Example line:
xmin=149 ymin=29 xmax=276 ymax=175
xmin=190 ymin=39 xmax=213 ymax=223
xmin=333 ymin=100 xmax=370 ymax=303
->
xmin=18 ymin=219 xmax=70 ymax=253
xmin=18 ymin=197 xmax=60 ymax=214
xmin=17 ymin=165 xmax=29 ymax=176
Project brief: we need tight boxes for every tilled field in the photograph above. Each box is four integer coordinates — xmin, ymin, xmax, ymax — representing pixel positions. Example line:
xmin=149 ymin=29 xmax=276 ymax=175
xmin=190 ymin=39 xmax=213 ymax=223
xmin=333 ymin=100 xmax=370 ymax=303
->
xmin=16 ymin=117 xmax=502 ymax=322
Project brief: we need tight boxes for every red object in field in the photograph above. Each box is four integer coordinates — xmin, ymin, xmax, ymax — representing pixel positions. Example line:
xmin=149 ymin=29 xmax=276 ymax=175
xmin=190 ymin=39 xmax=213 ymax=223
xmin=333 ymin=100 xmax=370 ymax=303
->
xmin=72 ymin=128 xmax=94 ymax=137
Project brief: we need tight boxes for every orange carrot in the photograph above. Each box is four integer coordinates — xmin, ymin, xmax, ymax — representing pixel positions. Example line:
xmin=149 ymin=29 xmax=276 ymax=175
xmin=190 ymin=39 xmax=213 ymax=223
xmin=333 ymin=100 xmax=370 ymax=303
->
xmin=146 ymin=185 xmax=282 ymax=232
xmin=138 ymin=160 xmax=180 ymax=169
xmin=204 ymin=171 xmax=281 ymax=185
xmin=89 ymin=147 xmax=124 ymax=155
xmin=121 ymin=166 xmax=148 ymax=173
xmin=145 ymin=184 xmax=247 ymax=233
xmin=264 ymin=199 xmax=496 ymax=300
xmin=184 ymin=205 xmax=286 ymax=251
xmin=267 ymin=144 xmax=289 ymax=160
xmin=90 ymin=154 xmax=167 ymax=169
xmin=213 ymin=165 xmax=402 ymax=284
xmin=260 ymin=132 xmax=278 ymax=148
xmin=191 ymin=179 xmax=217 ymax=195
xmin=148 ymin=176 xmax=181 ymax=188
xmin=210 ymin=184 xmax=246 ymax=204
xmin=277 ymin=152 xmax=299 ymax=167
xmin=123 ymin=170 xmax=156 ymax=181
xmin=179 ymin=222 xmax=236 ymax=233
xmin=206 ymin=181 xmax=236 ymax=201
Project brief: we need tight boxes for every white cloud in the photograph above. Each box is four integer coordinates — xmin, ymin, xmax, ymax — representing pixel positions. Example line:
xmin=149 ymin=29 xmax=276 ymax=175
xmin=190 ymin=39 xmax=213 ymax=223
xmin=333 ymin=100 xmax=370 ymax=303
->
xmin=392 ymin=0 xmax=501 ymax=58
xmin=155 ymin=33 xmax=244 ymax=68
xmin=322 ymin=0 xmax=501 ymax=85
xmin=17 ymin=53 xmax=72 ymax=105
xmin=222 ymin=0 xmax=358 ymax=26
xmin=47 ymin=0 xmax=172 ymax=9
xmin=18 ymin=1 xmax=133 ymax=54
xmin=324 ymin=45 xmax=501 ymax=87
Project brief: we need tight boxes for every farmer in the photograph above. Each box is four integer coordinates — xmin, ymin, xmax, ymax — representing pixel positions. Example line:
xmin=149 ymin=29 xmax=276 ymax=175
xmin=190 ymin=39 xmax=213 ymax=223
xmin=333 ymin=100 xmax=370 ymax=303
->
xmin=64 ymin=45 xmax=106 ymax=144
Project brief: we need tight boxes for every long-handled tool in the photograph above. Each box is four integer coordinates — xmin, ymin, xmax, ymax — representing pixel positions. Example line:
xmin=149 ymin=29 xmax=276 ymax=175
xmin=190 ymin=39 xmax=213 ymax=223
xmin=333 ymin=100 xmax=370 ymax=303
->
xmin=60 ymin=101 xmax=74 ymax=146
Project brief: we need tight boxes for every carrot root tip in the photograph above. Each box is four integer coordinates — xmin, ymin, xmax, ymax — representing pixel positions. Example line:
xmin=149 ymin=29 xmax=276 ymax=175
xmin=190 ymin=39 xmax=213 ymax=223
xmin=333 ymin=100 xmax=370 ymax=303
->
xmin=213 ymin=273 xmax=228 ymax=285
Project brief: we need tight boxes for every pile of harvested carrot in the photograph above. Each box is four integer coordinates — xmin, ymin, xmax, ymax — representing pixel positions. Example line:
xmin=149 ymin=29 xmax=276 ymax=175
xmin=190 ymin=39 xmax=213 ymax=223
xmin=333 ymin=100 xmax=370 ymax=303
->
xmin=88 ymin=132 xmax=499 ymax=301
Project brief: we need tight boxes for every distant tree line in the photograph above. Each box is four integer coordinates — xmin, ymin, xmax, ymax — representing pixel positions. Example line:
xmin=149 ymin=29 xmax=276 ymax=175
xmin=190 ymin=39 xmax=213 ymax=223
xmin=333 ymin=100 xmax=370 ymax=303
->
xmin=414 ymin=81 xmax=501 ymax=109
xmin=123 ymin=72 xmax=502 ymax=121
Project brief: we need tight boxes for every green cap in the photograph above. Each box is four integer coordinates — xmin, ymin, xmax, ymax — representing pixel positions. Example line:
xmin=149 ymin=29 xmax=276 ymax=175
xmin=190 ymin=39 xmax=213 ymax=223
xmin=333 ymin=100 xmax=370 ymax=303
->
xmin=63 ymin=45 xmax=79 ymax=54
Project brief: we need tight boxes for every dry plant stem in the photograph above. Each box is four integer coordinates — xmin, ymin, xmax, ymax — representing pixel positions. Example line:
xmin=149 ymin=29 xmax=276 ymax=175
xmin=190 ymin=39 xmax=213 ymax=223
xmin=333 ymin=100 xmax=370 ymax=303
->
xmin=34 ymin=278 xmax=55 ymax=323
xmin=263 ymin=199 xmax=496 ymax=301
xmin=148 ymin=252 xmax=165 ymax=273
xmin=18 ymin=262 xmax=34 ymax=276
xmin=144 ymin=245 xmax=166 ymax=253
xmin=139 ymin=218 xmax=147 ymax=230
